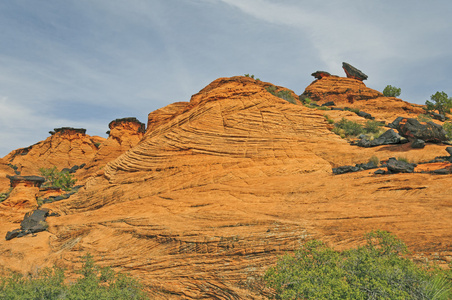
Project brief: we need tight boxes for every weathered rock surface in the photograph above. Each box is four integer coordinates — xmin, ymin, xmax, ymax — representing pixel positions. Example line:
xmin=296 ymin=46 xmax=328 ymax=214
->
xmin=302 ymin=76 xmax=424 ymax=124
xmin=385 ymin=157 xmax=416 ymax=173
xmin=342 ymin=62 xmax=368 ymax=81
xmin=3 ymin=128 xmax=105 ymax=176
xmin=396 ymin=118 xmax=448 ymax=143
xmin=358 ymin=129 xmax=401 ymax=147
xmin=6 ymin=208 xmax=49 ymax=240
xmin=0 ymin=158 xmax=14 ymax=193
xmin=0 ymin=76 xmax=451 ymax=299
xmin=76 ymin=118 xmax=145 ymax=182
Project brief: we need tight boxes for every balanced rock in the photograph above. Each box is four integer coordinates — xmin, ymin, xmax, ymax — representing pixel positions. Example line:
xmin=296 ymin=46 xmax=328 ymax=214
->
xmin=342 ymin=62 xmax=368 ymax=81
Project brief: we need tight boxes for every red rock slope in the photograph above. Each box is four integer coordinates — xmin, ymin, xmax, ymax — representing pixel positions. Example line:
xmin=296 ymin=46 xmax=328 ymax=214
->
xmin=0 ymin=76 xmax=450 ymax=299
xmin=3 ymin=128 xmax=105 ymax=176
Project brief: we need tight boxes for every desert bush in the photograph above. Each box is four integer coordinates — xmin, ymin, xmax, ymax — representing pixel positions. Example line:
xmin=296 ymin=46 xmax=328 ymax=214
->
xmin=324 ymin=115 xmax=335 ymax=124
xmin=443 ymin=122 xmax=452 ymax=140
xmin=417 ymin=114 xmax=433 ymax=122
xmin=0 ymin=253 xmax=147 ymax=299
xmin=39 ymin=166 xmax=76 ymax=191
xmin=264 ymin=230 xmax=452 ymax=300
xmin=266 ymin=86 xmax=296 ymax=104
xmin=383 ymin=85 xmax=401 ymax=97
xmin=369 ymin=156 xmax=380 ymax=166
xmin=426 ymin=91 xmax=452 ymax=116
xmin=244 ymin=74 xmax=260 ymax=81
xmin=0 ymin=188 xmax=13 ymax=203
xmin=333 ymin=118 xmax=365 ymax=137
xmin=397 ymin=156 xmax=410 ymax=164
xmin=364 ymin=120 xmax=384 ymax=134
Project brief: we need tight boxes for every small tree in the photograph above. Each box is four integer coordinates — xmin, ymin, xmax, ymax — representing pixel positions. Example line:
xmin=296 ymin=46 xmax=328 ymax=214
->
xmin=383 ymin=85 xmax=401 ymax=97
xmin=426 ymin=91 xmax=452 ymax=116
xmin=39 ymin=166 xmax=76 ymax=191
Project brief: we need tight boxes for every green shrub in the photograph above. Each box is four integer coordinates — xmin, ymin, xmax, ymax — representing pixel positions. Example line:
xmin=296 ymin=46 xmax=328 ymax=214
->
xmin=333 ymin=118 xmax=365 ymax=137
xmin=383 ymin=85 xmax=401 ymax=97
xmin=364 ymin=120 xmax=384 ymax=134
xmin=369 ymin=156 xmax=380 ymax=166
xmin=443 ymin=122 xmax=452 ymax=140
xmin=39 ymin=166 xmax=77 ymax=191
xmin=0 ymin=253 xmax=147 ymax=299
xmin=266 ymin=86 xmax=296 ymax=104
xmin=344 ymin=107 xmax=360 ymax=114
xmin=324 ymin=115 xmax=335 ymax=124
xmin=417 ymin=114 xmax=433 ymax=122
xmin=426 ymin=91 xmax=452 ymax=116
xmin=397 ymin=156 xmax=410 ymax=163
xmin=0 ymin=188 xmax=13 ymax=203
xmin=264 ymin=230 xmax=452 ymax=300
xmin=244 ymin=74 xmax=260 ymax=81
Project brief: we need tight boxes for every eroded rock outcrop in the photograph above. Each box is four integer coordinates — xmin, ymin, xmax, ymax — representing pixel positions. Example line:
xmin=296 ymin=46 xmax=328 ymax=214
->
xmin=3 ymin=128 xmax=105 ymax=176
xmin=76 ymin=118 xmax=146 ymax=182
xmin=395 ymin=118 xmax=448 ymax=143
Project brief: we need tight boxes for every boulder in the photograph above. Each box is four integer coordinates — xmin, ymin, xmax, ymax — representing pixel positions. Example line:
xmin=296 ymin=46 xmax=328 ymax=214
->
xmin=311 ymin=71 xmax=331 ymax=80
xmin=374 ymin=169 xmax=386 ymax=175
xmin=322 ymin=101 xmax=336 ymax=107
xmin=386 ymin=158 xmax=416 ymax=173
xmin=357 ymin=111 xmax=374 ymax=120
xmin=395 ymin=118 xmax=448 ymax=143
xmin=342 ymin=62 xmax=368 ymax=81
xmin=5 ymin=208 xmax=50 ymax=240
xmin=411 ymin=139 xmax=425 ymax=149
xmin=387 ymin=117 xmax=405 ymax=129
xmin=446 ymin=147 xmax=452 ymax=156
xmin=332 ymin=165 xmax=360 ymax=175
xmin=428 ymin=112 xmax=446 ymax=122
xmin=6 ymin=175 xmax=45 ymax=188
xmin=357 ymin=129 xmax=401 ymax=147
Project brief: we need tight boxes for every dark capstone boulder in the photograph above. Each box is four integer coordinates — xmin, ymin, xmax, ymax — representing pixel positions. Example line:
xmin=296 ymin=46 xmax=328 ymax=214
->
xmin=356 ymin=161 xmax=378 ymax=170
xmin=332 ymin=165 xmax=360 ymax=175
xmin=342 ymin=62 xmax=368 ymax=81
xmin=411 ymin=139 xmax=425 ymax=149
xmin=386 ymin=158 xmax=416 ymax=173
xmin=396 ymin=118 xmax=447 ymax=143
xmin=374 ymin=169 xmax=386 ymax=175
xmin=322 ymin=101 xmax=336 ymax=107
xmin=331 ymin=107 xmax=344 ymax=111
xmin=357 ymin=111 xmax=374 ymax=120
xmin=358 ymin=129 xmax=401 ymax=147
xmin=311 ymin=71 xmax=331 ymax=80
xmin=446 ymin=147 xmax=452 ymax=156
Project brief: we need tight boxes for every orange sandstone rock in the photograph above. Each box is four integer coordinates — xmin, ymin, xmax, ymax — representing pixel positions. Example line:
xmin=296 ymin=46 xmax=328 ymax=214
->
xmin=3 ymin=128 xmax=105 ymax=176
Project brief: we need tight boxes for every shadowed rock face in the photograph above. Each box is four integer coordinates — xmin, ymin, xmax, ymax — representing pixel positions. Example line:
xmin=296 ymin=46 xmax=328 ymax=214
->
xmin=0 ymin=76 xmax=451 ymax=299
xmin=342 ymin=62 xmax=368 ymax=81
xmin=311 ymin=71 xmax=331 ymax=79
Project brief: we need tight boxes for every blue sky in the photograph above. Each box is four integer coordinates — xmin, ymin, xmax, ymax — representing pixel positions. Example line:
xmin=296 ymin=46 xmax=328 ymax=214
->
xmin=1 ymin=0 xmax=451 ymax=157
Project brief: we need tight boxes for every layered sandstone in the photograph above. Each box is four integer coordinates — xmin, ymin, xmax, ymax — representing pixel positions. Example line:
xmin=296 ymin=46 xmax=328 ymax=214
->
xmin=303 ymin=76 xmax=425 ymax=123
xmin=0 ymin=76 xmax=450 ymax=298
xmin=0 ymin=158 xmax=14 ymax=193
xmin=3 ymin=128 xmax=105 ymax=176
xmin=76 ymin=118 xmax=145 ymax=182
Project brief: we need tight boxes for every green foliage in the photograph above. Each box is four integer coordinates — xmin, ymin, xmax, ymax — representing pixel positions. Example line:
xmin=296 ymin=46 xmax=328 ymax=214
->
xmin=344 ymin=107 xmax=360 ymax=114
xmin=266 ymin=86 xmax=296 ymax=104
xmin=39 ymin=166 xmax=77 ymax=191
xmin=383 ymin=85 xmax=402 ymax=97
xmin=444 ymin=122 xmax=452 ymax=140
xmin=0 ymin=253 xmax=147 ymax=299
xmin=369 ymin=155 xmax=380 ymax=166
xmin=397 ymin=156 xmax=410 ymax=163
xmin=417 ymin=114 xmax=433 ymax=122
xmin=426 ymin=91 xmax=452 ymax=116
xmin=324 ymin=114 xmax=335 ymax=124
xmin=299 ymin=96 xmax=311 ymax=104
xmin=265 ymin=230 xmax=452 ymax=300
xmin=363 ymin=120 xmax=384 ymax=134
xmin=0 ymin=188 xmax=13 ymax=203
xmin=244 ymin=74 xmax=260 ymax=81
xmin=332 ymin=118 xmax=365 ymax=137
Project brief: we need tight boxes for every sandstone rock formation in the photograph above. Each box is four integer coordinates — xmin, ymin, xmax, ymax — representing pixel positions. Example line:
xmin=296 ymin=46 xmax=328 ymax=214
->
xmin=3 ymin=128 xmax=105 ymax=176
xmin=303 ymin=76 xmax=425 ymax=123
xmin=75 ymin=118 xmax=146 ymax=182
xmin=342 ymin=62 xmax=368 ymax=81
xmin=0 ymin=76 xmax=450 ymax=299
xmin=0 ymin=158 xmax=14 ymax=193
